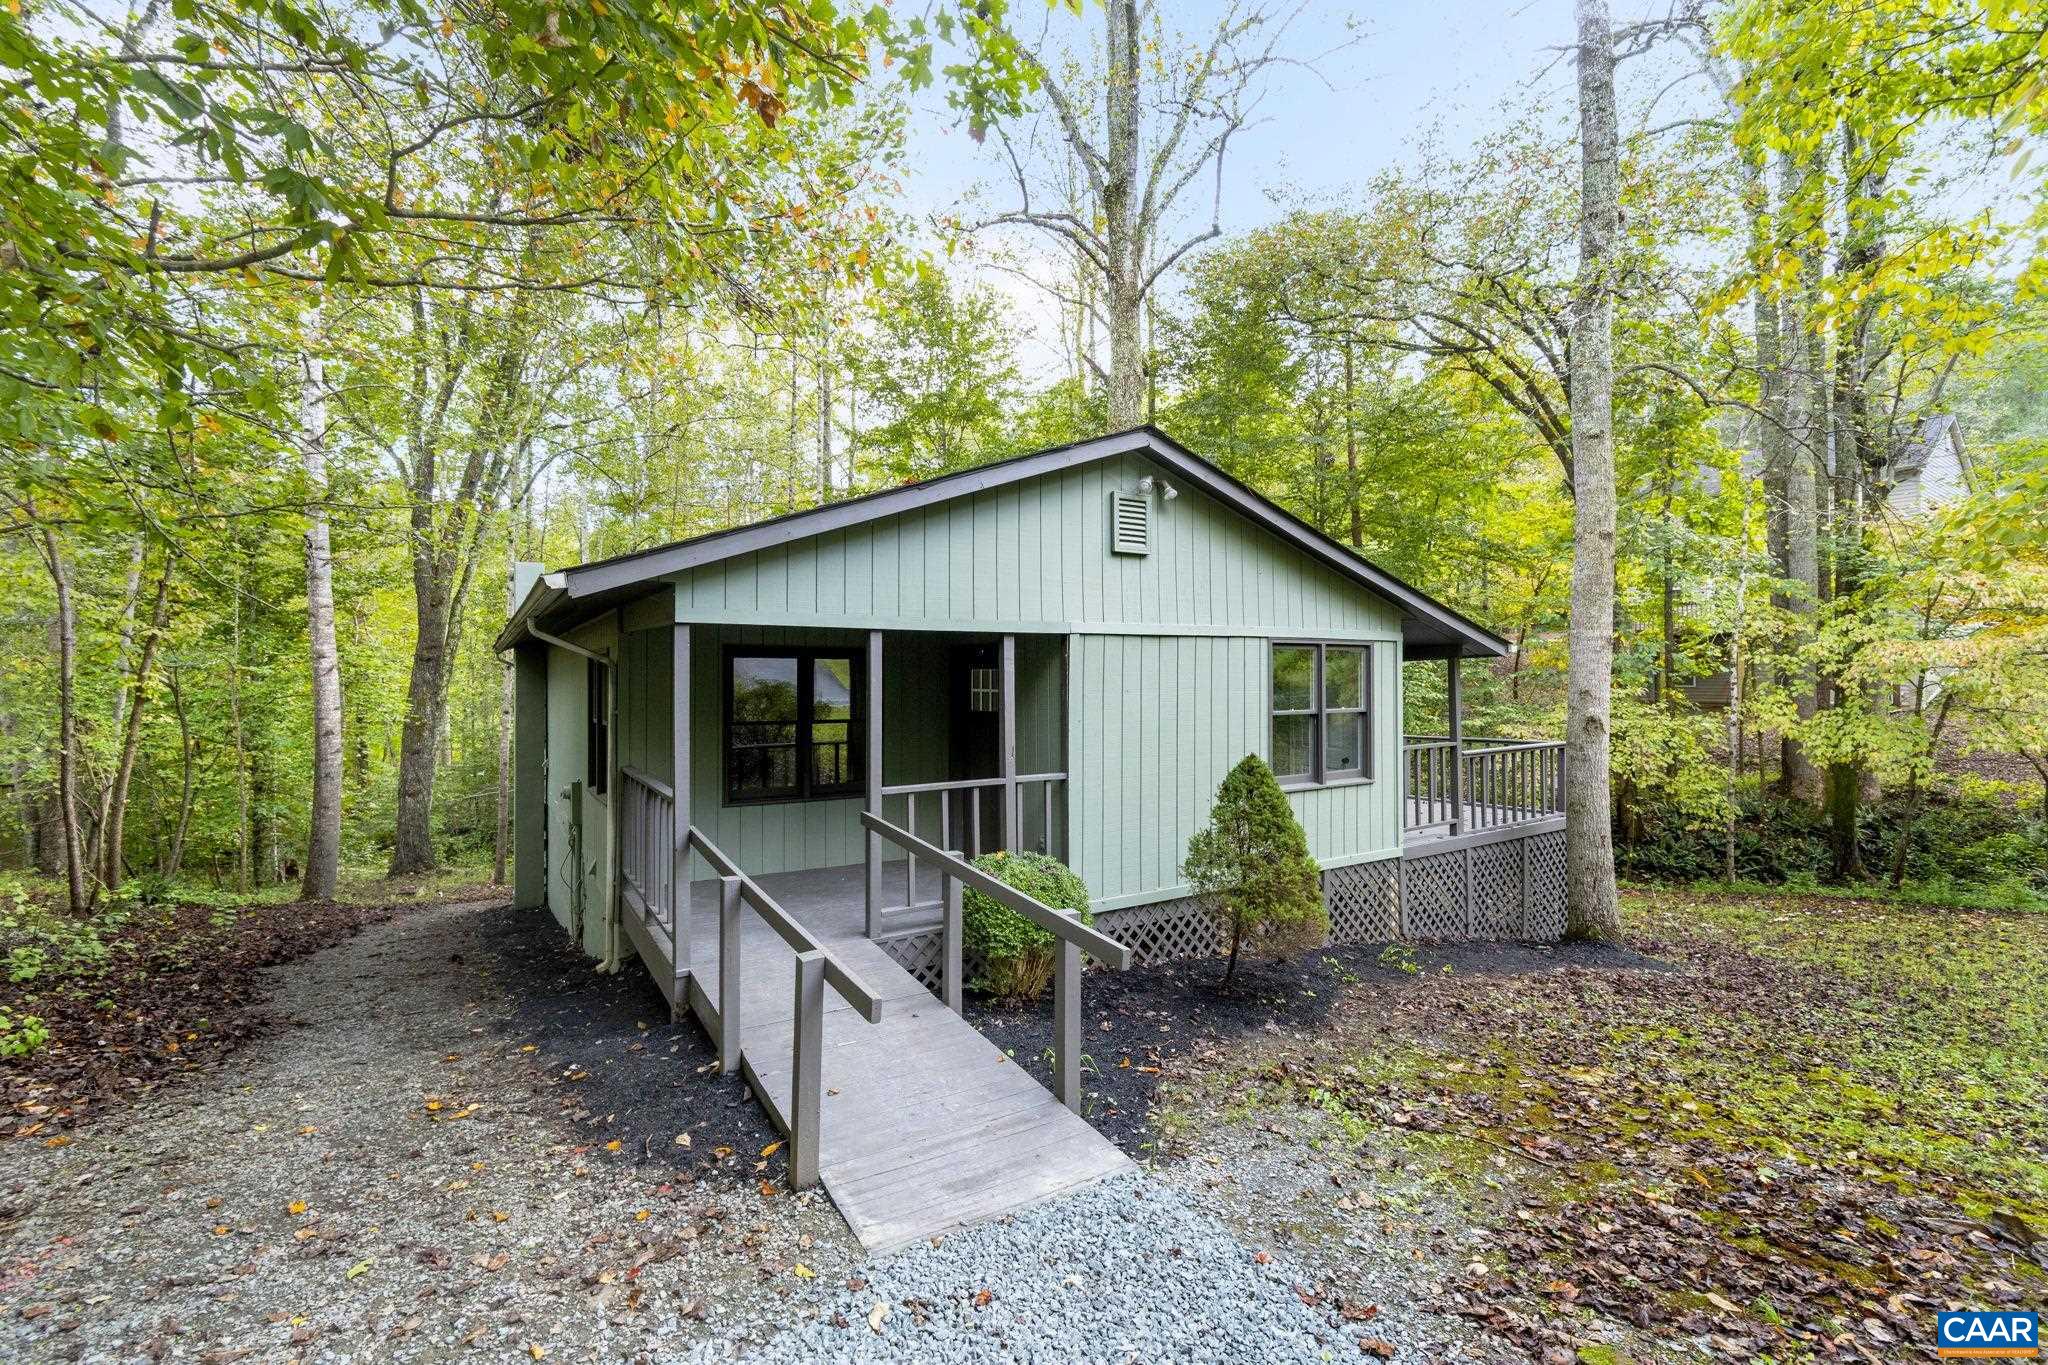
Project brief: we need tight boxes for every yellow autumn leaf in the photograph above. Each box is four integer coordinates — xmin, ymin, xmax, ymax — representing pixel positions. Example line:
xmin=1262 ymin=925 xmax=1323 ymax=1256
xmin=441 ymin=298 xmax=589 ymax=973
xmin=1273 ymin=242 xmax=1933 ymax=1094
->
xmin=287 ymin=1200 xmax=307 ymax=1216
xmin=791 ymin=1263 xmax=815 ymax=1279
xmin=760 ymin=1140 xmax=783 ymax=1158
xmin=604 ymin=1139 xmax=621 ymax=1152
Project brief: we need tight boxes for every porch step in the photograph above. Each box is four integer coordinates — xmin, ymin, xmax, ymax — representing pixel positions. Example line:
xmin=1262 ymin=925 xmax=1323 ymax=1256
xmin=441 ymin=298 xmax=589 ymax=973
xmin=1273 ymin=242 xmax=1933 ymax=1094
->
xmin=681 ymin=863 xmax=1131 ymax=1252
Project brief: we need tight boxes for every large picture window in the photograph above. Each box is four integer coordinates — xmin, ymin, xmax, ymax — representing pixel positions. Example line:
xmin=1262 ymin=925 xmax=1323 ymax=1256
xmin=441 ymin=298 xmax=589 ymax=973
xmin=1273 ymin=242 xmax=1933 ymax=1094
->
xmin=1270 ymin=642 xmax=1371 ymax=786
xmin=724 ymin=649 xmax=863 ymax=804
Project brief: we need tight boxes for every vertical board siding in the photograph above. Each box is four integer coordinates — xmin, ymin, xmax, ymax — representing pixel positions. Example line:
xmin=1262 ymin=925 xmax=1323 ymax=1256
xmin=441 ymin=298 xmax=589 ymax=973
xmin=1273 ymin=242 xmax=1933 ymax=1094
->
xmin=672 ymin=452 xmax=1402 ymax=640
xmin=1067 ymin=634 xmax=1403 ymax=908
xmin=544 ymin=644 xmax=605 ymax=953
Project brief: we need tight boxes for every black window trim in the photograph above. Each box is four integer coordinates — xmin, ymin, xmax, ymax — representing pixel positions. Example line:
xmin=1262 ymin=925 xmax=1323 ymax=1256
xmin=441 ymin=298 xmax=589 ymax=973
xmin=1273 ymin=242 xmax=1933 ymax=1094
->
xmin=1268 ymin=639 xmax=1374 ymax=790
xmin=721 ymin=645 xmax=865 ymax=807
xmin=586 ymin=656 xmax=610 ymax=799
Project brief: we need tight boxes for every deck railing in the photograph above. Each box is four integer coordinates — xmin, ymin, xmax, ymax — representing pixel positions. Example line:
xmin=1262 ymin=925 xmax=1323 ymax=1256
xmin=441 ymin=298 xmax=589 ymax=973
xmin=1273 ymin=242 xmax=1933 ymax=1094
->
xmin=1401 ymin=737 xmax=1565 ymax=836
xmin=874 ymin=772 xmax=1067 ymax=917
xmin=860 ymin=811 xmax=1128 ymax=1112
xmin=619 ymin=768 xmax=678 ymax=983
xmin=686 ymin=825 xmax=884 ymax=1191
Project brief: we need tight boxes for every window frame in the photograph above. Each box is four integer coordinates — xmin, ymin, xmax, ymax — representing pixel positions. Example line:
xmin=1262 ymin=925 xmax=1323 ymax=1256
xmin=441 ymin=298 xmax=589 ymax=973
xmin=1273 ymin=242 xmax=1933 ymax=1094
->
xmin=586 ymin=657 xmax=610 ymax=798
xmin=721 ymin=646 xmax=865 ymax=807
xmin=1268 ymin=640 xmax=1374 ymax=790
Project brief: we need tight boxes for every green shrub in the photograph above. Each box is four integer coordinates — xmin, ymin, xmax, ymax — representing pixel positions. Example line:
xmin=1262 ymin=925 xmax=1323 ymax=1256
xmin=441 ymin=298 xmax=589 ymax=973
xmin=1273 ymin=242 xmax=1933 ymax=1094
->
xmin=0 ymin=1008 xmax=50 ymax=1059
xmin=1182 ymin=753 xmax=1327 ymax=988
xmin=961 ymin=851 xmax=1093 ymax=1000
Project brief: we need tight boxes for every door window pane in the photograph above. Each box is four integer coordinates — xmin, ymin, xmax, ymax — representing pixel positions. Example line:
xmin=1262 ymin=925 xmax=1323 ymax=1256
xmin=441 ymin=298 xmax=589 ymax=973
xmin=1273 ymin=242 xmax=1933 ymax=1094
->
xmin=1272 ymin=646 xmax=1316 ymax=711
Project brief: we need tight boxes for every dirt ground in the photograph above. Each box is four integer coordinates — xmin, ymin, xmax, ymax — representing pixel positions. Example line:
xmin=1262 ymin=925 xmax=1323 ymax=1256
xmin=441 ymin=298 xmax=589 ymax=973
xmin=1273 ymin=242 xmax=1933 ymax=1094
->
xmin=0 ymin=901 xmax=858 ymax=1363
xmin=1089 ymin=891 xmax=2048 ymax=1362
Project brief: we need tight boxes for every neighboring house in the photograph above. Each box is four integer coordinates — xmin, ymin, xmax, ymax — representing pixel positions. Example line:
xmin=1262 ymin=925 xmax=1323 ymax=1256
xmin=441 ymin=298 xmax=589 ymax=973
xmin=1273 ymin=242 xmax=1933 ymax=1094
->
xmin=493 ymin=426 xmax=1566 ymax=1245
xmin=1882 ymin=412 xmax=1972 ymax=518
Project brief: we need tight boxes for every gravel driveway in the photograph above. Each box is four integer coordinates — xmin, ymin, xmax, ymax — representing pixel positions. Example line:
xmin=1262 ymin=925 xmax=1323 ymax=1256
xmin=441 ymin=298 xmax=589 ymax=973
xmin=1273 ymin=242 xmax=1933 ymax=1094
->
xmin=0 ymin=900 xmax=858 ymax=1362
xmin=1 ymin=899 xmax=1431 ymax=1363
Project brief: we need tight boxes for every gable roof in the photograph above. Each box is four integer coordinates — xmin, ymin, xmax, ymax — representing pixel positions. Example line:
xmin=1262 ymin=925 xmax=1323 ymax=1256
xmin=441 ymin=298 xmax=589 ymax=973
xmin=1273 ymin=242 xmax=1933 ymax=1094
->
xmin=496 ymin=426 xmax=1508 ymax=658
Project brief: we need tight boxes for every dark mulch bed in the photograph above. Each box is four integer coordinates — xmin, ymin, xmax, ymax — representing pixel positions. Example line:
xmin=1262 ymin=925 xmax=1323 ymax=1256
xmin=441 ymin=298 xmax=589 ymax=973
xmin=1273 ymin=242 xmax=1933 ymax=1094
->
xmin=2 ymin=896 xmax=411 ymax=1139
xmin=966 ymin=936 xmax=1670 ymax=1152
xmin=475 ymin=905 xmax=789 ymax=1183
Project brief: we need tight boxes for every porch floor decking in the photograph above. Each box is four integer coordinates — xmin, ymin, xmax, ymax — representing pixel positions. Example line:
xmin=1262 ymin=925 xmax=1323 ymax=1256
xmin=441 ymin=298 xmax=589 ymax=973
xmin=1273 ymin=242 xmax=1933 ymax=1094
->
xmin=679 ymin=862 xmax=1130 ymax=1253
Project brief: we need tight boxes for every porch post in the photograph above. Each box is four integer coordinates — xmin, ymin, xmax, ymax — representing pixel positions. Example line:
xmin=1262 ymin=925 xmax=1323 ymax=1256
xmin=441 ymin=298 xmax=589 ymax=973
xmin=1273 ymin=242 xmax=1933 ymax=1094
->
xmin=670 ymin=622 xmax=691 ymax=1010
xmin=1000 ymin=634 xmax=1019 ymax=851
xmin=1446 ymin=654 xmax=1464 ymax=836
xmin=864 ymin=629 xmax=883 ymax=938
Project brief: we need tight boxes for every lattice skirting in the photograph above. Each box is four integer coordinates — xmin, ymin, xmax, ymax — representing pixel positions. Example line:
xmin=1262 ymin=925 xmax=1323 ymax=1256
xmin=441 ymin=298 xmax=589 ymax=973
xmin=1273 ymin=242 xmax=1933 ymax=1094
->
xmin=884 ymin=830 xmax=1568 ymax=990
xmin=876 ymin=929 xmax=945 ymax=996
xmin=1093 ymin=896 xmax=1225 ymax=966
xmin=1326 ymin=859 xmax=1400 ymax=944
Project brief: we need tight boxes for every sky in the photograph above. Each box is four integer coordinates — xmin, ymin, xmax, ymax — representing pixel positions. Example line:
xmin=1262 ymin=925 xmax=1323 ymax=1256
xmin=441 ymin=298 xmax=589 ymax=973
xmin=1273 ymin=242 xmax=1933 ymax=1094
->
xmin=889 ymin=0 xmax=1680 ymax=377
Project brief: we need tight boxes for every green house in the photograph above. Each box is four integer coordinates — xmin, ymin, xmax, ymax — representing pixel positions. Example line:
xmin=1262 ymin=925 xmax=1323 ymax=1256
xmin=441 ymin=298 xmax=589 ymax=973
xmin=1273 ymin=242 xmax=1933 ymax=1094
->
xmin=495 ymin=428 xmax=1566 ymax=1241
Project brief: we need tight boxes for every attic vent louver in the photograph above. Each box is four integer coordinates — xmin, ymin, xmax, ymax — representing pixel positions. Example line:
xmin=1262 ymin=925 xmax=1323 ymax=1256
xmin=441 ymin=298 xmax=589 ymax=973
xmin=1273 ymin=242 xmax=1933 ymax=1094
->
xmin=1110 ymin=491 xmax=1150 ymax=555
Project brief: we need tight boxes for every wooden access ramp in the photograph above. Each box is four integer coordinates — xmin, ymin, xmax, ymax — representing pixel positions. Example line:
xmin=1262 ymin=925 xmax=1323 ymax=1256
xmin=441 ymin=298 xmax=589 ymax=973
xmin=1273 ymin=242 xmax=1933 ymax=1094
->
xmin=681 ymin=862 xmax=1131 ymax=1252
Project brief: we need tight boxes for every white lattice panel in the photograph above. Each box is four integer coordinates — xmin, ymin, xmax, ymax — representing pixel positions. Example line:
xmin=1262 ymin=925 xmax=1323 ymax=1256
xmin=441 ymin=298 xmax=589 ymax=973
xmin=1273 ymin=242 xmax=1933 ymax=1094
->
xmin=1326 ymin=860 xmax=1400 ymax=944
xmin=1402 ymin=849 xmax=1468 ymax=941
xmin=1471 ymin=842 xmax=1522 ymax=939
xmin=1523 ymin=829 xmax=1568 ymax=940
xmin=1095 ymin=897 xmax=1224 ymax=966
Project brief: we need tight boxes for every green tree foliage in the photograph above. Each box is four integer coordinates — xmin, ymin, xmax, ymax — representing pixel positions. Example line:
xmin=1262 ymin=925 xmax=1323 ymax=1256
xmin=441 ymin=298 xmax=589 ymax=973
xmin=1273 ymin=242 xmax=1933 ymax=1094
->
xmin=1182 ymin=755 xmax=1326 ymax=988
xmin=959 ymin=851 xmax=1092 ymax=1001
xmin=844 ymin=268 xmax=1021 ymax=481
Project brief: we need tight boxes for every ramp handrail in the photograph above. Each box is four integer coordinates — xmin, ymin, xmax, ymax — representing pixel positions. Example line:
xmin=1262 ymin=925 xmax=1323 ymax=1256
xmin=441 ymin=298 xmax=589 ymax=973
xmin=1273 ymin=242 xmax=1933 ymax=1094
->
xmin=860 ymin=810 xmax=1128 ymax=1113
xmin=683 ymin=824 xmax=884 ymax=1190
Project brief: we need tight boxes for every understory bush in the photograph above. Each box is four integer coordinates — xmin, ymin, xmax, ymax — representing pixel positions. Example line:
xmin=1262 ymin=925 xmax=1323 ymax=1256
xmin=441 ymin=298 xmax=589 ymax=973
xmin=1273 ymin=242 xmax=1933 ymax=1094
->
xmin=961 ymin=851 xmax=1093 ymax=1000
xmin=1616 ymin=778 xmax=2048 ymax=904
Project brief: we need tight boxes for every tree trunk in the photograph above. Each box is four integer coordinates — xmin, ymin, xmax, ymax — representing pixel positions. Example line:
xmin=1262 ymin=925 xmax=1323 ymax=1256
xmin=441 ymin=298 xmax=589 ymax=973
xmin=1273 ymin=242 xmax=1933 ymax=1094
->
xmin=300 ymin=334 xmax=345 ymax=900
xmin=1563 ymin=0 xmax=1622 ymax=942
xmin=163 ymin=665 xmax=194 ymax=878
xmin=1775 ymin=149 xmax=1826 ymax=802
xmin=1103 ymin=0 xmax=1144 ymax=429
xmin=1344 ymin=342 xmax=1362 ymax=548
xmin=101 ymin=556 xmax=172 ymax=888
xmin=34 ymin=530 xmax=89 ymax=912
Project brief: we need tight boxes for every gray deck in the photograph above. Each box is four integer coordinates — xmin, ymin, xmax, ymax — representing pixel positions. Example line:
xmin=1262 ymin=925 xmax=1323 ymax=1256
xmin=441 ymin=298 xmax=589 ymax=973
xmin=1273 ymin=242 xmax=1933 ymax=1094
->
xmin=1403 ymin=795 xmax=1562 ymax=846
xmin=677 ymin=863 xmax=1130 ymax=1252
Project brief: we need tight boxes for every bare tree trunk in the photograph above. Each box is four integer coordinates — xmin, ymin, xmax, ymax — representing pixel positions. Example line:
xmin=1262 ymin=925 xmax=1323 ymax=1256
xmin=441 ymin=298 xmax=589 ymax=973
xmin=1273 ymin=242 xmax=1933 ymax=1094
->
xmin=1776 ymin=149 xmax=1825 ymax=802
xmin=300 ymin=331 xmax=345 ymax=900
xmin=101 ymin=556 xmax=172 ymax=888
xmin=34 ymin=529 xmax=89 ymax=913
xmin=1344 ymin=342 xmax=1362 ymax=548
xmin=1103 ymin=0 xmax=1143 ymax=428
xmin=163 ymin=665 xmax=194 ymax=877
xmin=1563 ymin=0 xmax=1622 ymax=942
xmin=93 ymin=537 xmax=146 ymax=873
xmin=229 ymin=586 xmax=251 ymax=893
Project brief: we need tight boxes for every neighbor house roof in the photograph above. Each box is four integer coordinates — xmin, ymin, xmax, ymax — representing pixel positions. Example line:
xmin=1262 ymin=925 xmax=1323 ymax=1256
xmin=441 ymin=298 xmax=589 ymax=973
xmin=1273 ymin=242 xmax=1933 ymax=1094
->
xmin=495 ymin=426 xmax=1509 ymax=658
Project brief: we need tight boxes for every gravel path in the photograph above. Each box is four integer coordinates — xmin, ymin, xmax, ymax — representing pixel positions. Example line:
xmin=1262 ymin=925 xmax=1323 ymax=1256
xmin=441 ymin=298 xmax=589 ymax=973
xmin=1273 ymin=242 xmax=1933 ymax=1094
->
xmin=683 ymin=1172 xmax=1403 ymax=1364
xmin=0 ymin=900 xmax=858 ymax=1362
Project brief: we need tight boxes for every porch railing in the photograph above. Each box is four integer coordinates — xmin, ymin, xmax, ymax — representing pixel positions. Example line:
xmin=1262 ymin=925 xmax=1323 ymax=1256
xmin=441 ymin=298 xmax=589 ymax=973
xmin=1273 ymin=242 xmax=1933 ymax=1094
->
xmin=860 ymin=811 xmax=1128 ymax=1111
xmin=1401 ymin=737 xmax=1565 ymax=835
xmin=874 ymin=772 xmax=1067 ymax=917
xmin=686 ymin=825 xmax=884 ymax=1191
xmin=619 ymin=767 xmax=678 ymax=963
